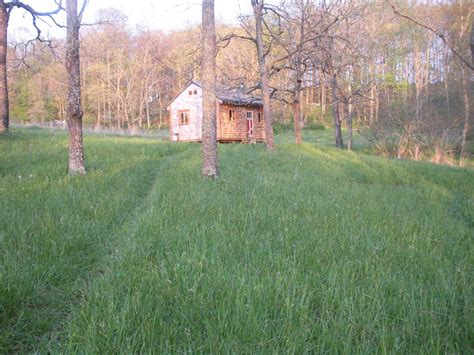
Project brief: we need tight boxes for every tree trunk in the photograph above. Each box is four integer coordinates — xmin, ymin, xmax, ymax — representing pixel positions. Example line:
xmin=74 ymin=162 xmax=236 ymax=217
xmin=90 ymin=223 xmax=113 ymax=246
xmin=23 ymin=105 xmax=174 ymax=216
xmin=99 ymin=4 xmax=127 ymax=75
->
xmin=158 ymin=94 xmax=163 ymax=129
xmin=346 ymin=111 xmax=353 ymax=151
xmin=145 ymin=85 xmax=150 ymax=129
xmin=66 ymin=0 xmax=85 ymax=175
xmin=470 ymin=22 xmax=474 ymax=66
xmin=292 ymin=65 xmax=303 ymax=144
xmin=96 ymin=95 xmax=101 ymax=130
xmin=460 ymin=67 xmax=471 ymax=166
xmin=0 ymin=1 xmax=9 ymax=134
xmin=292 ymin=97 xmax=302 ymax=145
xmin=331 ymin=73 xmax=343 ymax=148
xmin=445 ymin=53 xmax=451 ymax=120
xmin=252 ymin=0 xmax=274 ymax=151
xmin=345 ymin=97 xmax=353 ymax=151
xmin=320 ymin=68 xmax=326 ymax=119
xmin=201 ymin=0 xmax=218 ymax=178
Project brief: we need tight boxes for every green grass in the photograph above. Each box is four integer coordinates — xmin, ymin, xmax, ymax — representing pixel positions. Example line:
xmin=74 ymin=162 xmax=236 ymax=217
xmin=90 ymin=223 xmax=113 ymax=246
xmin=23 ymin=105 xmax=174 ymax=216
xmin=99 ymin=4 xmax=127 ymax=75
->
xmin=277 ymin=126 xmax=372 ymax=151
xmin=1 ymin=128 xmax=472 ymax=353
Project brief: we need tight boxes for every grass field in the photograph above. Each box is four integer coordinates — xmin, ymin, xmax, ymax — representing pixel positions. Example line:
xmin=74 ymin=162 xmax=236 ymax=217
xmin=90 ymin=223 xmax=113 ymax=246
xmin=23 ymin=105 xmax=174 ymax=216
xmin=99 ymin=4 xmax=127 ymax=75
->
xmin=1 ymin=127 xmax=472 ymax=353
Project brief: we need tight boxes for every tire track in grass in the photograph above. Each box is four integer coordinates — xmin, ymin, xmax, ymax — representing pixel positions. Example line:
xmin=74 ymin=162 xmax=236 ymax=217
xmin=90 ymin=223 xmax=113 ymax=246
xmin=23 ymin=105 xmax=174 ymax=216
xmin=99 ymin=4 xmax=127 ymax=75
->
xmin=39 ymin=145 xmax=198 ymax=352
xmin=0 ymin=134 xmax=190 ymax=353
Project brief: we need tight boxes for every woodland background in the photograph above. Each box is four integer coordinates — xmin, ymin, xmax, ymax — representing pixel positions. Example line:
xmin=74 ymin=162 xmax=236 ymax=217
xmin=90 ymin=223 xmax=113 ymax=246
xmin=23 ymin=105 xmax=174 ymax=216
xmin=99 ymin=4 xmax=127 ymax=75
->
xmin=7 ymin=0 xmax=474 ymax=163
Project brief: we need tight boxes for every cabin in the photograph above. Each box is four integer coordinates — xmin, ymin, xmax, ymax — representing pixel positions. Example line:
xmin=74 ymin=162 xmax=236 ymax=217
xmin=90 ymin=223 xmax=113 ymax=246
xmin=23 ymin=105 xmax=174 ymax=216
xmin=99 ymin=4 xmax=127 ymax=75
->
xmin=167 ymin=81 xmax=265 ymax=142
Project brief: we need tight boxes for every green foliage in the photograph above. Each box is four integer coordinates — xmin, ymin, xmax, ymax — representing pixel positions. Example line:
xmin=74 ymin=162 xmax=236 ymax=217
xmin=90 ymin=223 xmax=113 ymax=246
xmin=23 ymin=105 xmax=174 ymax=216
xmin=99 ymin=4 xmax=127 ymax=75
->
xmin=305 ymin=104 xmax=333 ymax=126
xmin=9 ymin=71 xmax=31 ymax=122
xmin=273 ymin=121 xmax=293 ymax=134
xmin=304 ymin=122 xmax=325 ymax=131
xmin=0 ymin=128 xmax=472 ymax=353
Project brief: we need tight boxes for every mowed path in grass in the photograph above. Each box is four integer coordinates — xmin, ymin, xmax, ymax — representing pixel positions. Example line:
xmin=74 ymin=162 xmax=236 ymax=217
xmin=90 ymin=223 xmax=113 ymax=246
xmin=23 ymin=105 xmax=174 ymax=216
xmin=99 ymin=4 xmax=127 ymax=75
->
xmin=0 ymin=128 xmax=472 ymax=353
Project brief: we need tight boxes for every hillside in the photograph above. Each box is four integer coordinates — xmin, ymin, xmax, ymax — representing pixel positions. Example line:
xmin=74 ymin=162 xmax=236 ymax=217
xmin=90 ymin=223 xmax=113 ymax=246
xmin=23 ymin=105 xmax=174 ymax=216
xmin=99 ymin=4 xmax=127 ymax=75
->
xmin=0 ymin=128 xmax=472 ymax=353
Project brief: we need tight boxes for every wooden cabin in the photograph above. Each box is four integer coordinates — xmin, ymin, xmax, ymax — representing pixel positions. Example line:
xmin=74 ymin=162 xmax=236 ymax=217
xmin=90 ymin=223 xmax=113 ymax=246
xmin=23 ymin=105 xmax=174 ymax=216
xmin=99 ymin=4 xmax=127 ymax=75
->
xmin=167 ymin=81 xmax=265 ymax=142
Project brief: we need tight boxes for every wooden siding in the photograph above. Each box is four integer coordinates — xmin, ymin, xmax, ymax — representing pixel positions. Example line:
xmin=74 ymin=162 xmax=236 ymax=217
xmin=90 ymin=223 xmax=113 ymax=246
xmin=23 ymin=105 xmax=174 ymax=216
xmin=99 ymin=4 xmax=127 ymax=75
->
xmin=169 ymin=83 xmax=202 ymax=142
xmin=218 ymin=104 xmax=265 ymax=142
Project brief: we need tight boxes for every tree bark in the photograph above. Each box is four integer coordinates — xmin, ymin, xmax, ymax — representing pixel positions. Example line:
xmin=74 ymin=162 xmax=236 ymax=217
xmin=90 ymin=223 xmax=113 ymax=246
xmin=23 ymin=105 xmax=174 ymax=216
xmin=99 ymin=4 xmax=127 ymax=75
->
xmin=460 ymin=67 xmax=471 ymax=166
xmin=0 ymin=1 xmax=9 ymax=134
xmin=66 ymin=0 xmax=86 ymax=175
xmin=331 ymin=72 xmax=343 ymax=148
xmin=201 ymin=0 xmax=218 ymax=178
xmin=471 ymin=22 xmax=474 ymax=66
xmin=320 ymin=68 xmax=326 ymax=118
xmin=292 ymin=65 xmax=303 ymax=144
xmin=292 ymin=97 xmax=302 ymax=145
xmin=346 ymin=75 xmax=353 ymax=151
xmin=445 ymin=51 xmax=451 ymax=120
xmin=252 ymin=0 xmax=275 ymax=151
xmin=328 ymin=36 xmax=343 ymax=149
xmin=292 ymin=6 xmax=305 ymax=145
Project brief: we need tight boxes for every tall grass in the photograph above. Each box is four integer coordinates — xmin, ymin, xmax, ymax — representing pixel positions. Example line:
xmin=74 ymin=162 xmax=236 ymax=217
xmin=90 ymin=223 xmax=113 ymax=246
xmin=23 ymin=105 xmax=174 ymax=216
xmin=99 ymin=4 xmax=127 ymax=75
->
xmin=1 ymin=128 xmax=472 ymax=353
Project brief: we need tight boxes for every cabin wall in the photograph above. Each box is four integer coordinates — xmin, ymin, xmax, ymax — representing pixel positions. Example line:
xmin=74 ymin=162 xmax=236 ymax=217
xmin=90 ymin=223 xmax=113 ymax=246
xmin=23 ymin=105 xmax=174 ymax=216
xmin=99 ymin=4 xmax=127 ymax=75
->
xmin=218 ymin=104 xmax=265 ymax=142
xmin=169 ymin=83 xmax=202 ymax=142
xmin=251 ymin=107 xmax=266 ymax=142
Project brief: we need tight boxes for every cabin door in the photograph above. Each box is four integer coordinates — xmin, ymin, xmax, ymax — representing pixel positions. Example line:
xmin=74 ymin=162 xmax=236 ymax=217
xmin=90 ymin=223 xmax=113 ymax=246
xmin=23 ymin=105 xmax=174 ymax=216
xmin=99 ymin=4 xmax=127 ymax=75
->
xmin=246 ymin=111 xmax=254 ymax=138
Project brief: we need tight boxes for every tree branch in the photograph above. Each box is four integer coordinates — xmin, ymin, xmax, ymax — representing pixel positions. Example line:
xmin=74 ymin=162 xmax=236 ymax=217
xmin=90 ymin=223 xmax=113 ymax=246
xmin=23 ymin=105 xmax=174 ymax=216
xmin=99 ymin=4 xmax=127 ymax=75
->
xmin=386 ymin=0 xmax=474 ymax=71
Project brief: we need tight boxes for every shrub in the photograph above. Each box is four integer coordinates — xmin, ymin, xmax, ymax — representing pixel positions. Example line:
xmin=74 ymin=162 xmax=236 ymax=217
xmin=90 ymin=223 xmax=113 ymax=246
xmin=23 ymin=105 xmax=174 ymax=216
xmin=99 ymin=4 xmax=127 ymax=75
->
xmin=304 ymin=122 xmax=325 ymax=131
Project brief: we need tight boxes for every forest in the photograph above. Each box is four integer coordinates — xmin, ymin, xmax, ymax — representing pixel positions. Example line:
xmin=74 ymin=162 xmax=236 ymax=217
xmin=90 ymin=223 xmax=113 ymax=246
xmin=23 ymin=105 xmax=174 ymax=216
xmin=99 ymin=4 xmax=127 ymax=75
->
xmin=6 ymin=0 xmax=474 ymax=165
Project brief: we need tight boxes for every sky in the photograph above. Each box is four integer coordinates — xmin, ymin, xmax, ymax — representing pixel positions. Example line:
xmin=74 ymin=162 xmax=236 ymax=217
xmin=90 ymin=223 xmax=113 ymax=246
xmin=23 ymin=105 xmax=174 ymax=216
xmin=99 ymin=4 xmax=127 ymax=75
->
xmin=9 ymin=0 xmax=278 ymax=42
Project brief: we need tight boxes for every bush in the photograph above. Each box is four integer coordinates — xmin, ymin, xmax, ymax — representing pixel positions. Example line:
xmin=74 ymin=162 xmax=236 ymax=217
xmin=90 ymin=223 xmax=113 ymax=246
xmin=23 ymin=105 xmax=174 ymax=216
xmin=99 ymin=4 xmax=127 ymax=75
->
xmin=273 ymin=122 xmax=292 ymax=134
xmin=304 ymin=123 xmax=325 ymax=131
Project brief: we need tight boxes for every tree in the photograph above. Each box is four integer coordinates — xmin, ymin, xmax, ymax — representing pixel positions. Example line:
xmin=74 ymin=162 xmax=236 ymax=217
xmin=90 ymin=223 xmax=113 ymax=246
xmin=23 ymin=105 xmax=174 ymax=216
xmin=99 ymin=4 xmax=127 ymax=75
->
xmin=0 ymin=1 xmax=8 ymax=133
xmin=0 ymin=0 xmax=62 ymax=134
xmin=66 ymin=0 xmax=86 ymax=174
xmin=201 ymin=0 xmax=218 ymax=178
xmin=266 ymin=0 xmax=340 ymax=145
xmin=252 ymin=0 xmax=275 ymax=151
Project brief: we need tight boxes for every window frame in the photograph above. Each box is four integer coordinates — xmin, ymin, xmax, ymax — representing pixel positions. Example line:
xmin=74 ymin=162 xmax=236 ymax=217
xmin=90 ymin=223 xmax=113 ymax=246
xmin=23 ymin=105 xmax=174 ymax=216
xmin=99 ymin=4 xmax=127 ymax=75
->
xmin=229 ymin=109 xmax=236 ymax=122
xmin=246 ymin=111 xmax=254 ymax=120
xmin=178 ymin=110 xmax=190 ymax=126
xmin=257 ymin=111 xmax=264 ymax=124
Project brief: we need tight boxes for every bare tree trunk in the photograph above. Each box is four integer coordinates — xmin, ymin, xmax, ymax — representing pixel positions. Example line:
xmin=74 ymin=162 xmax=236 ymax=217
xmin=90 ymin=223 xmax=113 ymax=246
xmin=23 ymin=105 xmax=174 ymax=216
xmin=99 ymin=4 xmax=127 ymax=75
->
xmin=346 ymin=101 xmax=353 ymax=151
xmin=292 ymin=6 xmax=306 ymax=145
xmin=252 ymin=0 xmax=274 ymax=151
xmin=369 ymin=61 xmax=375 ymax=125
xmin=292 ymin=97 xmax=302 ymax=144
xmin=320 ymin=68 xmax=326 ymax=119
xmin=445 ymin=53 xmax=451 ymax=120
xmin=0 ymin=1 xmax=9 ymax=134
xmin=331 ymin=72 xmax=343 ymax=148
xmin=66 ymin=0 xmax=85 ymax=175
xmin=471 ymin=22 xmax=474 ymax=66
xmin=460 ymin=67 xmax=471 ymax=166
xmin=201 ymin=0 xmax=218 ymax=178
xmin=145 ymin=85 xmax=150 ymax=129
xmin=328 ymin=36 xmax=343 ymax=149
xmin=346 ymin=73 xmax=353 ymax=151
xmin=158 ymin=94 xmax=163 ymax=129
xmin=96 ymin=96 xmax=101 ymax=129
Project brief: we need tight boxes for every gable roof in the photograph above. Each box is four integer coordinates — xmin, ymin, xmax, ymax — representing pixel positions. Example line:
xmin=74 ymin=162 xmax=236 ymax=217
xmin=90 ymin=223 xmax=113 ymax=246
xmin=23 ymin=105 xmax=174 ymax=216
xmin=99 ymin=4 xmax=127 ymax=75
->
xmin=192 ymin=81 xmax=263 ymax=108
xmin=168 ymin=81 xmax=263 ymax=109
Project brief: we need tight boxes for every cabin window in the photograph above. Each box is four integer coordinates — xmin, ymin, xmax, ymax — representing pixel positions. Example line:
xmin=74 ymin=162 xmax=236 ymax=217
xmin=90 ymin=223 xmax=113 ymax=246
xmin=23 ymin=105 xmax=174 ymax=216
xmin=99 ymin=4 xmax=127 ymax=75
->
xmin=229 ymin=109 xmax=236 ymax=122
xmin=257 ymin=112 xmax=264 ymax=123
xmin=178 ymin=110 xmax=190 ymax=125
xmin=188 ymin=90 xmax=193 ymax=96
xmin=246 ymin=111 xmax=254 ymax=120
xmin=193 ymin=89 xmax=198 ymax=95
